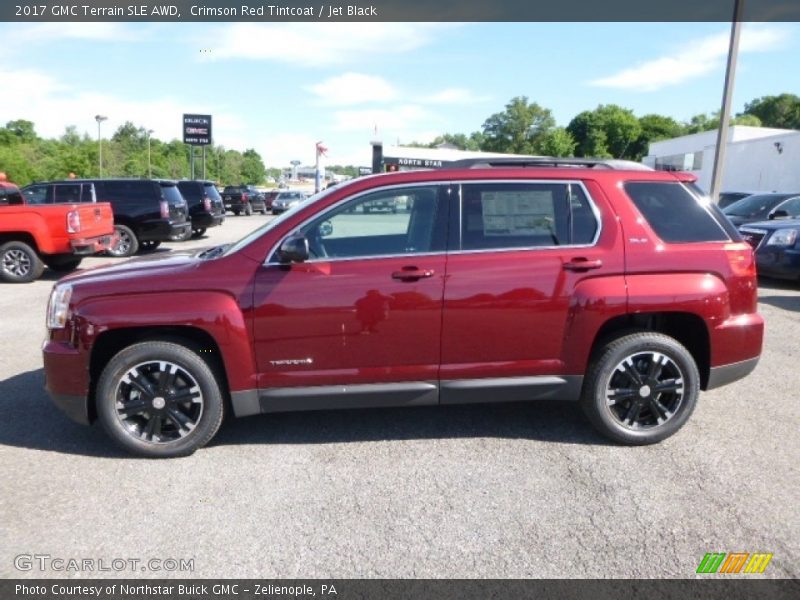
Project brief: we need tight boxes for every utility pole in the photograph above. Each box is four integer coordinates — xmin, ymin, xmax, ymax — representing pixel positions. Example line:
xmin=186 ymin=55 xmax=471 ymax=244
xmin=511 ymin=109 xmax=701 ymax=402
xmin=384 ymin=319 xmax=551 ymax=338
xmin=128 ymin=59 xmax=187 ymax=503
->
xmin=709 ymin=0 xmax=743 ymax=203
xmin=95 ymin=115 xmax=108 ymax=176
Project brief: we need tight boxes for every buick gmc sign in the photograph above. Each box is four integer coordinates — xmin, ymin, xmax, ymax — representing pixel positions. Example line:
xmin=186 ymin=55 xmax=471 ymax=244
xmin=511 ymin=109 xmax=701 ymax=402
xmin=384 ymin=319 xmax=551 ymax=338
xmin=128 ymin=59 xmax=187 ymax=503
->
xmin=182 ymin=114 xmax=212 ymax=146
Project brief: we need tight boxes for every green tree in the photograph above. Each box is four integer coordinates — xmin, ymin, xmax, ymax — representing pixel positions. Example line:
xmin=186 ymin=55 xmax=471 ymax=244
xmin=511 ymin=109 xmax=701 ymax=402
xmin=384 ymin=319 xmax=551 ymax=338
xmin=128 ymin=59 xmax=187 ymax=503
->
xmin=629 ymin=114 xmax=685 ymax=160
xmin=241 ymin=148 xmax=267 ymax=184
xmin=4 ymin=119 xmax=38 ymax=144
xmin=567 ymin=105 xmax=641 ymax=159
xmin=537 ymin=127 xmax=577 ymax=157
xmin=481 ymin=96 xmax=556 ymax=154
xmin=742 ymin=94 xmax=800 ymax=129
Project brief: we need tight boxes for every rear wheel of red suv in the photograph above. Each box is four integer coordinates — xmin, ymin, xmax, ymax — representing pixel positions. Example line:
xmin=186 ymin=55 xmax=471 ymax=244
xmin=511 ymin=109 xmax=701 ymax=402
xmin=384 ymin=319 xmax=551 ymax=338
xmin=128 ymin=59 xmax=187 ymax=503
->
xmin=581 ymin=332 xmax=699 ymax=445
xmin=96 ymin=341 xmax=225 ymax=457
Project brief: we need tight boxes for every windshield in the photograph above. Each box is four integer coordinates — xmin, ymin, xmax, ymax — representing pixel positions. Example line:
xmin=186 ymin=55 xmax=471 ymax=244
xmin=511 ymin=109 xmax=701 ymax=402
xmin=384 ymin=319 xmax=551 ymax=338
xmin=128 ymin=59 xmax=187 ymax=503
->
xmin=723 ymin=194 xmax=784 ymax=217
xmin=222 ymin=186 xmax=339 ymax=257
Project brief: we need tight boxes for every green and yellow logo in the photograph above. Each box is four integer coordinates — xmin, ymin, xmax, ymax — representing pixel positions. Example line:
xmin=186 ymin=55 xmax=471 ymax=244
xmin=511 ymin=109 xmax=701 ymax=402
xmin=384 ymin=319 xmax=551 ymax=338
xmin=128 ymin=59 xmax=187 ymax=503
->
xmin=696 ymin=552 xmax=773 ymax=574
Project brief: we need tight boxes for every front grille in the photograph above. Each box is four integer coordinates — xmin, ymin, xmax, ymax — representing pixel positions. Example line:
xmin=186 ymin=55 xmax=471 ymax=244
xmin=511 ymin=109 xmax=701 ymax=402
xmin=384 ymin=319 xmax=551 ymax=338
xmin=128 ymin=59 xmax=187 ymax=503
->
xmin=739 ymin=228 xmax=767 ymax=250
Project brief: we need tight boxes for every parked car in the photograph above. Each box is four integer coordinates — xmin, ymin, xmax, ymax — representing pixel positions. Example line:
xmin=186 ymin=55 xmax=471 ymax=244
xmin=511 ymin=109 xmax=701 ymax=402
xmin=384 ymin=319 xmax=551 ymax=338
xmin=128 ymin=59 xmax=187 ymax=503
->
xmin=739 ymin=218 xmax=800 ymax=282
xmin=22 ymin=179 xmax=192 ymax=257
xmin=221 ymin=185 xmax=267 ymax=215
xmin=42 ymin=157 xmax=763 ymax=457
xmin=0 ymin=178 xmax=115 ymax=283
xmin=176 ymin=180 xmax=225 ymax=238
xmin=722 ymin=192 xmax=800 ymax=226
xmin=263 ymin=190 xmax=280 ymax=211
xmin=717 ymin=191 xmax=764 ymax=209
xmin=271 ymin=191 xmax=307 ymax=214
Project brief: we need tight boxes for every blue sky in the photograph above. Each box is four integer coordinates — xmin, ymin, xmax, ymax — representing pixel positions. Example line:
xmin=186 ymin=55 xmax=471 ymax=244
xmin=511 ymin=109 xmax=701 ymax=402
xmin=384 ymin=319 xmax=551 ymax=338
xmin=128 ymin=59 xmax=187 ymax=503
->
xmin=0 ymin=22 xmax=798 ymax=168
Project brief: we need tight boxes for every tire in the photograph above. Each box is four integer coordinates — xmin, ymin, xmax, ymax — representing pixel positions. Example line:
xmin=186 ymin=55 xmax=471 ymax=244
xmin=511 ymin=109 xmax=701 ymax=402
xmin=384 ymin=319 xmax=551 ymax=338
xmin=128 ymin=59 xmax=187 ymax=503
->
xmin=139 ymin=240 xmax=162 ymax=252
xmin=106 ymin=225 xmax=139 ymax=257
xmin=244 ymin=203 xmax=253 ymax=216
xmin=191 ymin=228 xmax=206 ymax=239
xmin=44 ymin=255 xmax=82 ymax=272
xmin=95 ymin=341 xmax=225 ymax=458
xmin=0 ymin=241 xmax=44 ymax=283
xmin=233 ymin=210 xmax=240 ymax=216
xmin=580 ymin=332 xmax=699 ymax=445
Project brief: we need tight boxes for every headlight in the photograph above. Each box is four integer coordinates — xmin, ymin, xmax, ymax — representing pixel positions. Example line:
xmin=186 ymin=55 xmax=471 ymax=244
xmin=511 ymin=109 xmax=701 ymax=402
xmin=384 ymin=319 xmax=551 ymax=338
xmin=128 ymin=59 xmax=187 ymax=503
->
xmin=766 ymin=229 xmax=798 ymax=247
xmin=47 ymin=284 xmax=73 ymax=329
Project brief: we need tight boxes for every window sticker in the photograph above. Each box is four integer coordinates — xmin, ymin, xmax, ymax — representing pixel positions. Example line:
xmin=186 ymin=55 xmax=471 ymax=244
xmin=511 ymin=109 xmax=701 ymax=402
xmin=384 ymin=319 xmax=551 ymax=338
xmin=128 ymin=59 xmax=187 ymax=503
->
xmin=481 ymin=191 xmax=555 ymax=236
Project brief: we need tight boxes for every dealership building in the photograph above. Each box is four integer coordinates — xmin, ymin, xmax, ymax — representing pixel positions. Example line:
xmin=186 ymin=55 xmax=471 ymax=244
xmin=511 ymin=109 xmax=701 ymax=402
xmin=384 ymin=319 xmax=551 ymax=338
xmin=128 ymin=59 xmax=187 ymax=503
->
xmin=643 ymin=125 xmax=800 ymax=193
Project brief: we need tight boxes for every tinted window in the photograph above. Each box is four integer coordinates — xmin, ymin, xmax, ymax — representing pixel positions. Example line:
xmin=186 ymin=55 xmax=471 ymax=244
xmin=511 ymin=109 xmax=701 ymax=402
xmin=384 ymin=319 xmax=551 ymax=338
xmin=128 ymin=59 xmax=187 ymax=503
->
xmin=203 ymin=183 xmax=222 ymax=202
xmin=775 ymin=197 xmax=800 ymax=217
xmin=460 ymin=182 xmax=596 ymax=250
xmin=160 ymin=184 xmax=185 ymax=206
xmin=99 ymin=180 xmax=158 ymax=205
xmin=53 ymin=184 xmax=81 ymax=203
xmin=22 ymin=185 xmax=49 ymax=205
xmin=723 ymin=194 xmax=787 ymax=218
xmin=625 ymin=182 xmax=729 ymax=243
xmin=298 ymin=185 xmax=445 ymax=259
xmin=177 ymin=182 xmax=203 ymax=203
xmin=7 ymin=191 xmax=23 ymax=205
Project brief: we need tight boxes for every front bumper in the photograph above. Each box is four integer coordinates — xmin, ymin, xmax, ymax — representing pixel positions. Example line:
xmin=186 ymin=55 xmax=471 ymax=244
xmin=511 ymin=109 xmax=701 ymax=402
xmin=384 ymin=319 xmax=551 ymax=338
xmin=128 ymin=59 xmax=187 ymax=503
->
xmin=70 ymin=232 xmax=118 ymax=255
xmin=42 ymin=339 xmax=91 ymax=424
xmin=755 ymin=247 xmax=800 ymax=280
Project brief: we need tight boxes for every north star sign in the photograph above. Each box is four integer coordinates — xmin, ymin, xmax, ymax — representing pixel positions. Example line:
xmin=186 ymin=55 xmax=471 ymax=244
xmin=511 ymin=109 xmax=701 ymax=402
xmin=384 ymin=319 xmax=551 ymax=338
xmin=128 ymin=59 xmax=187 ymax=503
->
xmin=183 ymin=114 xmax=212 ymax=146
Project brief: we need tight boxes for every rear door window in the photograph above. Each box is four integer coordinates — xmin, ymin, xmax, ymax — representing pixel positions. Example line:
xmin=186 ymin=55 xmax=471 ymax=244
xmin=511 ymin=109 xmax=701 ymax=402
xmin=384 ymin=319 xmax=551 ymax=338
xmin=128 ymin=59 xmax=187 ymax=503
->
xmin=624 ymin=182 xmax=729 ymax=243
xmin=457 ymin=182 xmax=598 ymax=251
xmin=161 ymin=184 xmax=185 ymax=206
xmin=53 ymin=184 xmax=82 ymax=203
xmin=22 ymin=185 xmax=49 ymax=204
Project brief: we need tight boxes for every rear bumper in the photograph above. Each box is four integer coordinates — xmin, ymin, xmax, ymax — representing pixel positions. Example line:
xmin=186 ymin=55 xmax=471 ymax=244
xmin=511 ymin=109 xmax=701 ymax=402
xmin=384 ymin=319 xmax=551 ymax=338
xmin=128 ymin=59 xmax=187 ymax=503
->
xmin=707 ymin=356 xmax=760 ymax=390
xmin=192 ymin=213 xmax=225 ymax=229
xmin=70 ymin=232 xmax=118 ymax=255
xmin=42 ymin=339 xmax=91 ymax=424
xmin=707 ymin=312 xmax=764 ymax=390
xmin=138 ymin=220 xmax=191 ymax=242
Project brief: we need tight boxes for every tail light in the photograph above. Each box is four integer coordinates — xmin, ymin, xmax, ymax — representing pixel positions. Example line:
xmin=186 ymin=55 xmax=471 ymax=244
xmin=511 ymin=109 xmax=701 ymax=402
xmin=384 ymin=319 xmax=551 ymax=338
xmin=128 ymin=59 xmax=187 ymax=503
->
xmin=242 ymin=192 xmax=249 ymax=202
xmin=66 ymin=210 xmax=81 ymax=233
xmin=725 ymin=242 xmax=758 ymax=315
xmin=160 ymin=200 xmax=169 ymax=219
xmin=203 ymin=196 xmax=212 ymax=212
xmin=725 ymin=242 xmax=757 ymax=278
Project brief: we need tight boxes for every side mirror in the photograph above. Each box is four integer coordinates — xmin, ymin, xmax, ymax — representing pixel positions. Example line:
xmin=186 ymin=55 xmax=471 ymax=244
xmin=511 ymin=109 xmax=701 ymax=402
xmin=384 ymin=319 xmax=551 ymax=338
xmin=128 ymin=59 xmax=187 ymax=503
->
xmin=277 ymin=234 xmax=309 ymax=264
xmin=770 ymin=209 xmax=789 ymax=220
xmin=319 ymin=220 xmax=333 ymax=237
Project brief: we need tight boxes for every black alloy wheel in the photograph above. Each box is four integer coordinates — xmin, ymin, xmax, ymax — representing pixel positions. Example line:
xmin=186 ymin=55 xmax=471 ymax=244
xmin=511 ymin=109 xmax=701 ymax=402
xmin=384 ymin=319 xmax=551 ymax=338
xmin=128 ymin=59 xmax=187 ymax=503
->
xmin=96 ymin=341 xmax=224 ymax=457
xmin=581 ymin=332 xmax=699 ymax=445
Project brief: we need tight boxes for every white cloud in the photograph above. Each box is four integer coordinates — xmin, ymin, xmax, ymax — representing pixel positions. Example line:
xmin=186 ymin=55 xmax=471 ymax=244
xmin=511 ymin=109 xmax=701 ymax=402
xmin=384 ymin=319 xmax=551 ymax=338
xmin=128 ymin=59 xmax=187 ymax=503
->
xmin=0 ymin=66 xmax=245 ymax=149
xmin=307 ymin=73 xmax=398 ymax=106
xmin=421 ymin=88 xmax=490 ymax=105
xmin=7 ymin=23 xmax=141 ymax=45
xmin=590 ymin=25 xmax=790 ymax=92
xmin=331 ymin=105 xmax=433 ymax=134
xmin=207 ymin=23 xmax=453 ymax=67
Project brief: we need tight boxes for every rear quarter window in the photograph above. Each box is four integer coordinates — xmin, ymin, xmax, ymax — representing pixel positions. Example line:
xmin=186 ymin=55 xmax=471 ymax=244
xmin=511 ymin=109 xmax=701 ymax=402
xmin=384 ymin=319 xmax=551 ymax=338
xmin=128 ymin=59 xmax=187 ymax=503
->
xmin=624 ymin=182 xmax=729 ymax=243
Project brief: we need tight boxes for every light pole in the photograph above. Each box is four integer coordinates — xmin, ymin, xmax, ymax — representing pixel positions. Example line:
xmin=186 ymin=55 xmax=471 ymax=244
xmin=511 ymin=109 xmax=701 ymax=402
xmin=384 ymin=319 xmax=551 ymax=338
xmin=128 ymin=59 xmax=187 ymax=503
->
xmin=95 ymin=115 xmax=107 ymax=176
xmin=146 ymin=129 xmax=154 ymax=178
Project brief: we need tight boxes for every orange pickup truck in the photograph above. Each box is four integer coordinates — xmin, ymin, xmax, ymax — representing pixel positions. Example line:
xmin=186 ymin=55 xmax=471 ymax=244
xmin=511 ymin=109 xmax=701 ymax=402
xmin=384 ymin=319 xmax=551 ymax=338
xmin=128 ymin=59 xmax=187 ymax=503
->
xmin=0 ymin=179 xmax=116 ymax=283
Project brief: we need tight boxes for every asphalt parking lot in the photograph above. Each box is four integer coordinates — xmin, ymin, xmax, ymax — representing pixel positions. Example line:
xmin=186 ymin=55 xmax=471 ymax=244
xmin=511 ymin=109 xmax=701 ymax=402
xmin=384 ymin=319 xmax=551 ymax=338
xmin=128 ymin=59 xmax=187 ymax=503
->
xmin=1 ymin=214 xmax=798 ymax=579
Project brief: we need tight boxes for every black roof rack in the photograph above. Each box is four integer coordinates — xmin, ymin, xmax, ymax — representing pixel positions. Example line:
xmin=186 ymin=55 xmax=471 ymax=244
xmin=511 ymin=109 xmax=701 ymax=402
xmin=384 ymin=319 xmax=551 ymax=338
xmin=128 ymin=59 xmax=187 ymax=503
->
xmin=447 ymin=157 xmax=653 ymax=171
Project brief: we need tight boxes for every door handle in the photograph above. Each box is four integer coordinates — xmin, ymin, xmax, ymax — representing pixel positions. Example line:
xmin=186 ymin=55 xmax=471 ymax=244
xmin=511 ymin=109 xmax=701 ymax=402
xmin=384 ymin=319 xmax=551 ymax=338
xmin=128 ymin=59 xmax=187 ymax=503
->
xmin=392 ymin=267 xmax=434 ymax=281
xmin=563 ymin=258 xmax=603 ymax=271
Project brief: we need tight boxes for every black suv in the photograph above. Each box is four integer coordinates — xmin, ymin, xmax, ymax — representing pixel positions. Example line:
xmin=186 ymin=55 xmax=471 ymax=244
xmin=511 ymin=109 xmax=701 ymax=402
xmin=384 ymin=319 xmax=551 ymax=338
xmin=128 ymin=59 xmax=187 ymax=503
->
xmin=221 ymin=185 xmax=267 ymax=216
xmin=176 ymin=180 xmax=225 ymax=238
xmin=22 ymin=179 xmax=191 ymax=257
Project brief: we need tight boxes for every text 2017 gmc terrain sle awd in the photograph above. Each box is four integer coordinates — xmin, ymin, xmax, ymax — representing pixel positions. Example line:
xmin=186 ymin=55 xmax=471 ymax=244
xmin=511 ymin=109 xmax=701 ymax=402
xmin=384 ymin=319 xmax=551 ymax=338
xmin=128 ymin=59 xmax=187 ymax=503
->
xmin=43 ymin=159 xmax=764 ymax=457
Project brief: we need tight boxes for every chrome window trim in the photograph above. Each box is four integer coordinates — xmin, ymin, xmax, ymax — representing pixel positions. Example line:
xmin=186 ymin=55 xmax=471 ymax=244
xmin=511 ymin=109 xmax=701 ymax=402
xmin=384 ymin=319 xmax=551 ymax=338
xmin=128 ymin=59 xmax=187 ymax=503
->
xmin=265 ymin=178 xmax=603 ymax=266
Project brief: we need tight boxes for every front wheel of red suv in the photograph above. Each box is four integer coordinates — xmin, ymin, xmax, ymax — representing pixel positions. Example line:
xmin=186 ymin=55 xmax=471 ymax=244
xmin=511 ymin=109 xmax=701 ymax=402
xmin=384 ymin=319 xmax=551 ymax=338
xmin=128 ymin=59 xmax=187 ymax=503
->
xmin=96 ymin=341 xmax=225 ymax=458
xmin=581 ymin=332 xmax=699 ymax=445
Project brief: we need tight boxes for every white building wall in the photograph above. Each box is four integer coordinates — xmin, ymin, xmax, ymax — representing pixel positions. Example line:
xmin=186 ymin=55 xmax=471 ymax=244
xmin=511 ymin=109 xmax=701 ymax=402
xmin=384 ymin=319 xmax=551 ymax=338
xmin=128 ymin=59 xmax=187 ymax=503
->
xmin=644 ymin=126 xmax=800 ymax=193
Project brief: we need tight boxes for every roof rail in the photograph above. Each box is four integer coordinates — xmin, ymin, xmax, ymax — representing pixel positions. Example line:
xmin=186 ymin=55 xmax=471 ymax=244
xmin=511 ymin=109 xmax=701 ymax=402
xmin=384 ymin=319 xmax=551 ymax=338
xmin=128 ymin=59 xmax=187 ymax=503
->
xmin=448 ymin=157 xmax=653 ymax=171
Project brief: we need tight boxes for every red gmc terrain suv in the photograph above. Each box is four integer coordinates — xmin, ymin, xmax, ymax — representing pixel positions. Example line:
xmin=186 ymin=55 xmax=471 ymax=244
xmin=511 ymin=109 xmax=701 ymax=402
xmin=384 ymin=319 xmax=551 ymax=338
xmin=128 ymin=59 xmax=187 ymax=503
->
xmin=42 ymin=159 xmax=764 ymax=457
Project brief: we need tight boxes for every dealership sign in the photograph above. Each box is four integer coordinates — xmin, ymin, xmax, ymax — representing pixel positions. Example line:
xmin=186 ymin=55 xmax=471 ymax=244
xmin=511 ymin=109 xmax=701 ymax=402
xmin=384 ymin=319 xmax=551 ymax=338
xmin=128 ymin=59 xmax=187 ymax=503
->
xmin=183 ymin=114 xmax=212 ymax=146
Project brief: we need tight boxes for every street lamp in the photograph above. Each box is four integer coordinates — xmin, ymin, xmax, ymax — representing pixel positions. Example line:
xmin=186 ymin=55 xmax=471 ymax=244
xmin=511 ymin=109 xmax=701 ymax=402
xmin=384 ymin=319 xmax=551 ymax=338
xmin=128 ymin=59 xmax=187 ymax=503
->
xmin=95 ymin=115 xmax=108 ymax=176
xmin=146 ymin=129 xmax=154 ymax=178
